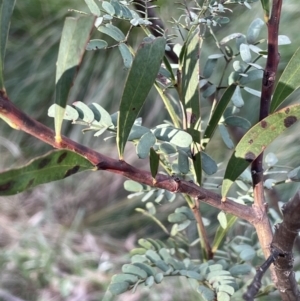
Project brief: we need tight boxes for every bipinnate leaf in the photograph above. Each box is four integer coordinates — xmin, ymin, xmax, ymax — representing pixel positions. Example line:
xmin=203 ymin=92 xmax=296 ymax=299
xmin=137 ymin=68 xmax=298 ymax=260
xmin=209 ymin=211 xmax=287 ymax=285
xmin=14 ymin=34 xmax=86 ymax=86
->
xmin=246 ymin=18 xmax=264 ymax=44
xmin=0 ymin=0 xmax=16 ymax=91
xmin=219 ymin=124 xmax=234 ymax=149
xmin=102 ymin=1 xmax=115 ymax=15
xmin=154 ymin=126 xmax=192 ymax=148
xmin=229 ymin=264 xmax=251 ymax=277
xmin=222 ymin=104 xmax=300 ymax=198
xmin=118 ymin=43 xmax=132 ymax=69
xmin=287 ymin=166 xmax=300 ymax=182
xmin=122 ymin=264 xmax=147 ymax=279
xmin=48 ymin=104 xmax=79 ymax=121
xmin=108 ymin=282 xmax=130 ymax=295
xmin=197 ymin=285 xmax=215 ymax=301
xmin=54 ymin=15 xmax=95 ymax=142
xmin=124 ymin=180 xmax=144 ymax=192
xmin=202 ymin=84 xmax=237 ymax=148
xmin=136 ymin=132 xmax=156 ymax=159
xmin=73 ymin=101 xmax=94 ymax=123
xmin=201 ymin=152 xmax=217 ymax=175
xmin=110 ymin=0 xmax=132 ymax=19
xmin=203 ymin=58 xmax=218 ymax=79
xmin=271 ymin=46 xmax=300 ymax=112
xmin=224 ymin=116 xmax=251 ymax=130
xmin=86 ymin=39 xmax=107 ymax=50
xmin=133 ymin=262 xmax=155 ymax=276
xmin=0 ymin=150 xmax=95 ymax=196
xmin=84 ymin=0 xmax=100 ymax=16
xmin=178 ymin=150 xmax=189 ymax=174
xmin=117 ymin=37 xmax=166 ymax=158
xmin=111 ymin=274 xmax=138 ymax=285
xmin=240 ymin=43 xmax=251 ymax=63
xmin=98 ymin=24 xmax=125 ymax=42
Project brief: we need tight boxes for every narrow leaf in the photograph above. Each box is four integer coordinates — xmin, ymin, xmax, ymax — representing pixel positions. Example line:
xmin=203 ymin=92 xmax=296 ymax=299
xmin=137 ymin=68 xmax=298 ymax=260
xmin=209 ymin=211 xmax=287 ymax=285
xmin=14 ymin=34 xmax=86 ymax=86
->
xmin=203 ymin=84 xmax=237 ymax=148
xmin=0 ymin=0 xmax=16 ymax=91
xmin=260 ymin=0 xmax=270 ymax=22
xmin=181 ymin=31 xmax=201 ymax=131
xmin=212 ymin=215 xmax=237 ymax=253
xmin=222 ymin=104 xmax=300 ymax=197
xmin=155 ymin=83 xmax=181 ymax=128
xmin=117 ymin=37 xmax=166 ymax=158
xmin=150 ymin=148 xmax=160 ymax=180
xmin=271 ymin=47 xmax=300 ymax=112
xmin=55 ymin=15 xmax=95 ymax=142
xmin=0 ymin=150 xmax=95 ymax=196
xmin=193 ymin=151 xmax=202 ymax=185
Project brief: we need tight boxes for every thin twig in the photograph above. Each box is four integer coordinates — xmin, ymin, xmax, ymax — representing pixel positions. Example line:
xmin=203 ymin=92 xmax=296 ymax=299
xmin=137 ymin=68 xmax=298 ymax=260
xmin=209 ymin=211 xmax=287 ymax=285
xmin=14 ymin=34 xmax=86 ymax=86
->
xmin=243 ymin=248 xmax=281 ymax=301
xmin=194 ymin=197 xmax=213 ymax=259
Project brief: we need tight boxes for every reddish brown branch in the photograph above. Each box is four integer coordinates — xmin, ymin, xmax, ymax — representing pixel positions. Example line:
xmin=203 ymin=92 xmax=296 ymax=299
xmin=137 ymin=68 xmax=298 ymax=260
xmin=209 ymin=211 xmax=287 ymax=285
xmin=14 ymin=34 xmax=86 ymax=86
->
xmin=272 ymin=191 xmax=300 ymax=301
xmin=250 ymin=0 xmax=283 ymax=282
xmin=0 ymin=92 xmax=256 ymax=222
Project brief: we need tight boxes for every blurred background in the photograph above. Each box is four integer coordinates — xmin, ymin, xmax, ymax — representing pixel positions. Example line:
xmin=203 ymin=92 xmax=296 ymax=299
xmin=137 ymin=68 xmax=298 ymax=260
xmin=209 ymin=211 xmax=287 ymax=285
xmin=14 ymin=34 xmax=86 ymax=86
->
xmin=0 ymin=0 xmax=299 ymax=300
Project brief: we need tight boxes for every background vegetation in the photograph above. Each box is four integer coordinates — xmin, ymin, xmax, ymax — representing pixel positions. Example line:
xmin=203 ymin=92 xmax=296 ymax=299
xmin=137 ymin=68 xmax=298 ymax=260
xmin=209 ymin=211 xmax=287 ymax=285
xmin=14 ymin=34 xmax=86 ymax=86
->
xmin=0 ymin=0 xmax=299 ymax=300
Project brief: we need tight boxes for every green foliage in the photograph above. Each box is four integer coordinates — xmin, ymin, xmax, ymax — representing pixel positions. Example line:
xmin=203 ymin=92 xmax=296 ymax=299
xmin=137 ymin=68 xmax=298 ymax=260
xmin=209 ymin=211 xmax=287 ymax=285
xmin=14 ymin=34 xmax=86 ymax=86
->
xmin=108 ymin=238 xmax=252 ymax=298
xmin=2 ymin=0 xmax=300 ymax=299
xmin=54 ymin=15 xmax=95 ymax=139
xmin=0 ymin=0 xmax=16 ymax=91
xmin=222 ymin=104 xmax=300 ymax=197
xmin=271 ymin=46 xmax=300 ymax=112
xmin=0 ymin=150 xmax=95 ymax=195
xmin=117 ymin=37 xmax=166 ymax=158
